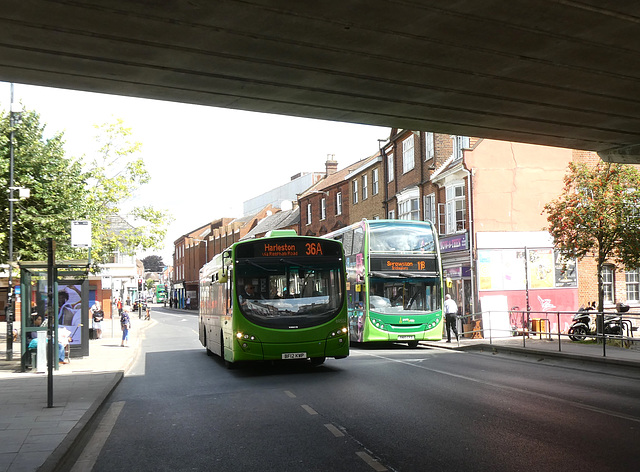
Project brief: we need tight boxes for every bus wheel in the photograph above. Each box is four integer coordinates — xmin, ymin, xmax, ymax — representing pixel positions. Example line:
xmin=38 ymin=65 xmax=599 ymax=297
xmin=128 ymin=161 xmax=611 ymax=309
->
xmin=407 ymin=341 xmax=419 ymax=348
xmin=309 ymin=357 xmax=326 ymax=366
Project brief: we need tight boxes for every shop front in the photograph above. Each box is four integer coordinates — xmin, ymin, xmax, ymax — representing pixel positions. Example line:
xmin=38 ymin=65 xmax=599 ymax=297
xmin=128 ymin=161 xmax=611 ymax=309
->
xmin=440 ymin=232 xmax=474 ymax=316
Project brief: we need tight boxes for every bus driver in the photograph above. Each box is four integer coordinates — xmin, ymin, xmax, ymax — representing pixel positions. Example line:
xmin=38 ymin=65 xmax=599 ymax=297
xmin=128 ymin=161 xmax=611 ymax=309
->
xmin=239 ymin=282 xmax=258 ymax=304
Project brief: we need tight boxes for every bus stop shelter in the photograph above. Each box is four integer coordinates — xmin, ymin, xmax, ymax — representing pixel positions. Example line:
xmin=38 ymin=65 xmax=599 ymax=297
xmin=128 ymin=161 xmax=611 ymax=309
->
xmin=18 ymin=260 xmax=90 ymax=372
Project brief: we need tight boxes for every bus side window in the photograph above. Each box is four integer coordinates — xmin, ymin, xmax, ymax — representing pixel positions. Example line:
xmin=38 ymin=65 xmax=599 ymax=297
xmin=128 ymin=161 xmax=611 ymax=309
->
xmin=343 ymin=231 xmax=353 ymax=256
xmin=352 ymin=227 xmax=364 ymax=255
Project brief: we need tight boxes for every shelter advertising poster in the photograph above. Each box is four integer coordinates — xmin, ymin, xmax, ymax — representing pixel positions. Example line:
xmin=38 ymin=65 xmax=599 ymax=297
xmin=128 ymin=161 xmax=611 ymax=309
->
xmin=58 ymin=284 xmax=82 ymax=345
xmin=478 ymin=248 xmax=576 ymax=291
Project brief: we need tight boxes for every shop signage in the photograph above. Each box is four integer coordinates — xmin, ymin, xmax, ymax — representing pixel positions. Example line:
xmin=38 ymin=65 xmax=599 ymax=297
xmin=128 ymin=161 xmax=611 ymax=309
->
xmin=440 ymin=233 xmax=468 ymax=253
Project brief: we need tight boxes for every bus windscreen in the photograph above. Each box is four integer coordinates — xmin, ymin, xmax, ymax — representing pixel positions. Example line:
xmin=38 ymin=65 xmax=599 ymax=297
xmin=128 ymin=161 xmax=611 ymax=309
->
xmin=369 ymin=221 xmax=436 ymax=253
xmin=235 ymin=260 xmax=343 ymax=329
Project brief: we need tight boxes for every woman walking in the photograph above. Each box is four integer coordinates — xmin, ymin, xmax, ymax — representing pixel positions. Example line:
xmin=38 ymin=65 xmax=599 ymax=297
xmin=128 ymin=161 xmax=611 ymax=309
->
xmin=120 ymin=309 xmax=131 ymax=347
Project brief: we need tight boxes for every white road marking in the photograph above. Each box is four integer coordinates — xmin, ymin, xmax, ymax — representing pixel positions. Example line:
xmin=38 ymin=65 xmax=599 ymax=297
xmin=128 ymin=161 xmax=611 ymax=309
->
xmin=301 ymin=404 xmax=318 ymax=415
xmin=284 ymin=390 xmax=296 ymax=398
xmin=356 ymin=451 xmax=387 ymax=471
xmin=70 ymin=401 xmax=125 ymax=472
xmin=324 ymin=423 xmax=345 ymax=437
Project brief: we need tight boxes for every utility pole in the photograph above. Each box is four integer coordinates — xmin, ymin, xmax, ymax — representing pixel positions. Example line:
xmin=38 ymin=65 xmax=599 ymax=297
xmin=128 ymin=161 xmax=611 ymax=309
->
xmin=5 ymin=84 xmax=16 ymax=361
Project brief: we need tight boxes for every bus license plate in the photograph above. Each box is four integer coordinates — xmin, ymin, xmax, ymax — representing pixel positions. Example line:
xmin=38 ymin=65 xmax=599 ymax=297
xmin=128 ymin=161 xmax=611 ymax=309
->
xmin=282 ymin=352 xmax=307 ymax=360
xmin=398 ymin=335 xmax=415 ymax=341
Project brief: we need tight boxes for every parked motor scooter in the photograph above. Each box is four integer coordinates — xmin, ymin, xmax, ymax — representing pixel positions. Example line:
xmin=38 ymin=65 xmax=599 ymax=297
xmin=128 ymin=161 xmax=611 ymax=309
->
xmin=568 ymin=303 xmax=629 ymax=341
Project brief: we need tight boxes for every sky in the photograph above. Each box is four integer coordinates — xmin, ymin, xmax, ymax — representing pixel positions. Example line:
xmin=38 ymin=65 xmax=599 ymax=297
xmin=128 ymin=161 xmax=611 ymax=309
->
xmin=1 ymin=82 xmax=388 ymax=264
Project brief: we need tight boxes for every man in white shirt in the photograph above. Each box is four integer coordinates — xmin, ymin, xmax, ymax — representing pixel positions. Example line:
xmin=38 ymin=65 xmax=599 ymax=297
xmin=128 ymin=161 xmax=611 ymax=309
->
xmin=444 ymin=294 xmax=459 ymax=343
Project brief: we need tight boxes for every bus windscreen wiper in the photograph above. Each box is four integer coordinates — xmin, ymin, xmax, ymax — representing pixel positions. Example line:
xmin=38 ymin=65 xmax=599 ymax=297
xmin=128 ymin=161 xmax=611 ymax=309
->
xmin=279 ymin=258 xmax=314 ymax=270
xmin=243 ymin=259 xmax=277 ymax=271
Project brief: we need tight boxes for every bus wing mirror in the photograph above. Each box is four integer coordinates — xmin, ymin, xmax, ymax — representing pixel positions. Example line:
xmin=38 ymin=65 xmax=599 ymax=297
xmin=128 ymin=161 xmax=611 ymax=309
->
xmin=220 ymin=250 xmax=231 ymax=280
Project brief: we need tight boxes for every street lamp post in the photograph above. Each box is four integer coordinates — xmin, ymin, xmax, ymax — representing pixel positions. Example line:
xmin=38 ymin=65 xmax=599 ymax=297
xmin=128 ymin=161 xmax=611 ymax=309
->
xmin=5 ymin=84 xmax=29 ymax=361
xmin=5 ymin=84 xmax=16 ymax=361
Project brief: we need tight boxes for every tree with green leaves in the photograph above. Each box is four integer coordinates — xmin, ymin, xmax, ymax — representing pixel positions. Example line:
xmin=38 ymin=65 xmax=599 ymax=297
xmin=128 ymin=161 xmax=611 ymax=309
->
xmin=81 ymin=119 xmax=173 ymax=267
xmin=142 ymin=254 xmax=165 ymax=273
xmin=0 ymin=107 xmax=88 ymax=263
xmin=146 ymin=278 xmax=155 ymax=291
xmin=544 ymin=161 xmax=640 ymax=311
xmin=2 ymin=108 xmax=172 ymax=268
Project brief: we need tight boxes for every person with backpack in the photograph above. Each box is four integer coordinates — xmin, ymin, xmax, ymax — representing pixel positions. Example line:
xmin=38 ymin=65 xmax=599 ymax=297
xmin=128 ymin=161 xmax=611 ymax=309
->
xmin=120 ymin=309 xmax=131 ymax=347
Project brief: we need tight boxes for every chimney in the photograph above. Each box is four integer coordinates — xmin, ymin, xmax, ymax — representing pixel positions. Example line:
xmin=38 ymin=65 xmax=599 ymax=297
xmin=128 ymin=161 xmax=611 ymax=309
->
xmin=325 ymin=154 xmax=338 ymax=176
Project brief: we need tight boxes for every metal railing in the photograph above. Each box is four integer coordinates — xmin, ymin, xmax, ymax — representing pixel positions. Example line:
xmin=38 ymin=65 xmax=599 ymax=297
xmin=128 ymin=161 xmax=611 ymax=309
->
xmin=456 ymin=309 xmax=639 ymax=357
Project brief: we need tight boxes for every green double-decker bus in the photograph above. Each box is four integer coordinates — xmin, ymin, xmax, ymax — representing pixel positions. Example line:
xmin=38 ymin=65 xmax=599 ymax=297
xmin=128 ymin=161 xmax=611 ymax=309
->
xmin=154 ymin=283 xmax=167 ymax=303
xmin=324 ymin=220 xmax=444 ymax=347
xmin=199 ymin=230 xmax=349 ymax=366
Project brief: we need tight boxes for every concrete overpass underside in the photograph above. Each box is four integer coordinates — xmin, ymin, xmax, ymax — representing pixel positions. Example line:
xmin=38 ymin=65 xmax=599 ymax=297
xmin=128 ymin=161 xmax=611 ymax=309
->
xmin=1 ymin=1 xmax=639 ymax=162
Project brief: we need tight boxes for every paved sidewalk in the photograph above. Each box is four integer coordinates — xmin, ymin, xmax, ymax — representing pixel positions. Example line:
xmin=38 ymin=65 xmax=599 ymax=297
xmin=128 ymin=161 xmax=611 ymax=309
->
xmin=0 ymin=315 xmax=155 ymax=472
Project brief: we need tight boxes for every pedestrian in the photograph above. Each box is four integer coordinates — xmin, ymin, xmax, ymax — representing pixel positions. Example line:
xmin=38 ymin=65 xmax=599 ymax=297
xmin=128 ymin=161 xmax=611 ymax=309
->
xmin=444 ymin=294 xmax=459 ymax=343
xmin=90 ymin=300 xmax=104 ymax=339
xmin=117 ymin=298 xmax=123 ymax=316
xmin=120 ymin=309 xmax=131 ymax=347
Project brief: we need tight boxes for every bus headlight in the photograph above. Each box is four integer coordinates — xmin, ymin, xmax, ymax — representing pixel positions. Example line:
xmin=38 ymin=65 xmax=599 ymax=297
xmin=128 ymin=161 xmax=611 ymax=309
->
xmin=236 ymin=332 xmax=257 ymax=341
xmin=328 ymin=327 xmax=348 ymax=338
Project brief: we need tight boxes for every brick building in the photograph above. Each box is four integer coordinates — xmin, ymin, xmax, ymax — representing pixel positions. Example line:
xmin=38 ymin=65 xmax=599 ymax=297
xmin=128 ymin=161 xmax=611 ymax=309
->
xmin=347 ymin=152 xmax=384 ymax=222
xmin=298 ymin=155 xmax=378 ymax=236
xmin=377 ymin=129 xmax=586 ymax=324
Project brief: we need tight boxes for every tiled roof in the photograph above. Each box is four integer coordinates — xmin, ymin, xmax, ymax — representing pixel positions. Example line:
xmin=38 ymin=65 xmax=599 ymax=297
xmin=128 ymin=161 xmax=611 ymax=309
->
xmin=241 ymin=207 xmax=300 ymax=240
xmin=299 ymin=153 xmax=380 ymax=197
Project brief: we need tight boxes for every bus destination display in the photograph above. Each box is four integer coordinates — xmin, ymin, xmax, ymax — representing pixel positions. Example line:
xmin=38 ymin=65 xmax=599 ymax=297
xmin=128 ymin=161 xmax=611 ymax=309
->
xmin=238 ymin=239 xmax=341 ymax=259
xmin=370 ymin=257 xmax=437 ymax=273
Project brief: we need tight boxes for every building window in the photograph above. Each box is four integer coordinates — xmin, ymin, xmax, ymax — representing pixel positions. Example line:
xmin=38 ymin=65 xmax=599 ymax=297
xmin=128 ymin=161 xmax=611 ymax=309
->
xmin=336 ymin=192 xmax=342 ymax=215
xmin=399 ymin=198 xmax=420 ymax=220
xmin=372 ymin=169 xmax=379 ymax=195
xmin=425 ymin=132 xmax=434 ymax=160
xmin=306 ymin=202 xmax=312 ymax=225
xmin=387 ymin=154 xmax=394 ymax=181
xmin=445 ymin=183 xmax=466 ymax=233
xmin=602 ymin=265 xmax=614 ymax=304
xmin=402 ymin=136 xmax=415 ymax=173
xmin=352 ymin=180 xmax=359 ymax=204
xmin=320 ymin=198 xmax=326 ymax=220
xmin=388 ymin=209 xmax=395 ymax=219
xmin=424 ymin=193 xmax=436 ymax=223
xmin=362 ymin=175 xmax=368 ymax=200
xmin=454 ymin=135 xmax=469 ymax=161
xmin=626 ymin=269 xmax=639 ymax=303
